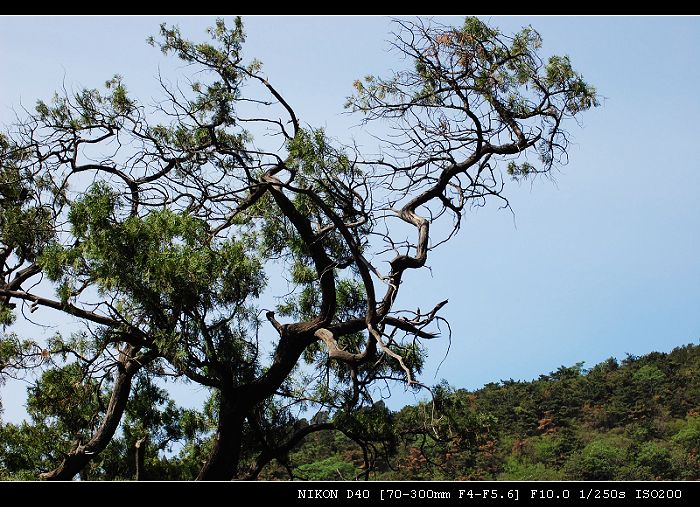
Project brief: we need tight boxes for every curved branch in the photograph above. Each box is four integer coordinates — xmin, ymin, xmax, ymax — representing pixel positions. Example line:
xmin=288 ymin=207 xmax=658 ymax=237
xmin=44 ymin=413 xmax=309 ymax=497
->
xmin=0 ymin=288 xmax=118 ymax=328
xmin=315 ymin=328 xmax=370 ymax=366
xmin=238 ymin=68 xmax=300 ymax=137
xmin=40 ymin=347 xmax=156 ymax=480
xmin=263 ymin=172 xmax=336 ymax=330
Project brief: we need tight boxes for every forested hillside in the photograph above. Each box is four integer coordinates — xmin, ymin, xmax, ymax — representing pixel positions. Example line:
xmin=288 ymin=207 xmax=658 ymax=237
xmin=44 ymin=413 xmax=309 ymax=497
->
xmin=3 ymin=342 xmax=699 ymax=480
xmin=265 ymin=343 xmax=700 ymax=481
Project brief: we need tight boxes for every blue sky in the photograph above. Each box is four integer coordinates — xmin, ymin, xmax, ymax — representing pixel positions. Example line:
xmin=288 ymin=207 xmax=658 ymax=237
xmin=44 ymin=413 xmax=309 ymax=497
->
xmin=1 ymin=16 xmax=699 ymax=420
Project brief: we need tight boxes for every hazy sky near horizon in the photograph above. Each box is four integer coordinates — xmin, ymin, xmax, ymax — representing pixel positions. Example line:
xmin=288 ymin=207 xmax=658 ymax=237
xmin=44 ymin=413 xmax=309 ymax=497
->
xmin=1 ymin=16 xmax=699 ymax=421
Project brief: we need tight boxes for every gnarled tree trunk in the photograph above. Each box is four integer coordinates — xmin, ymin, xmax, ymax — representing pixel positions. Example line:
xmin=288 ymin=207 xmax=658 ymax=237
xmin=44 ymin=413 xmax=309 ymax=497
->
xmin=196 ymin=388 xmax=246 ymax=481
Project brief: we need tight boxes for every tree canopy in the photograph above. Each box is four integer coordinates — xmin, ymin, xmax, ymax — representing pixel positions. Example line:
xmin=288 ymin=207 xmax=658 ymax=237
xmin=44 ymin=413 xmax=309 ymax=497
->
xmin=0 ymin=17 xmax=596 ymax=480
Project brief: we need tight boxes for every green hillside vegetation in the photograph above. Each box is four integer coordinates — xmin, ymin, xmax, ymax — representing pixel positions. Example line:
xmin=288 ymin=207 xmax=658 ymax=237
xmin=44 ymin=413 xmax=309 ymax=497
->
xmin=262 ymin=343 xmax=700 ymax=481
xmin=2 ymin=342 xmax=699 ymax=480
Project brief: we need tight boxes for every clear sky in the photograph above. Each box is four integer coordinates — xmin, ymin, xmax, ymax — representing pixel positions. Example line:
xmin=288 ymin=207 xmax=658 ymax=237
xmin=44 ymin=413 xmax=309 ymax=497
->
xmin=1 ymin=16 xmax=699 ymax=421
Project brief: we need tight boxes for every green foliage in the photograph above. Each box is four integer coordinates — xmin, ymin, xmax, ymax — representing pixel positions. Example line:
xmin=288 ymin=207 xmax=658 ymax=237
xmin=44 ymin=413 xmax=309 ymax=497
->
xmin=0 ymin=303 xmax=15 ymax=327
xmin=34 ymin=74 xmax=135 ymax=129
xmin=635 ymin=441 xmax=674 ymax=479
xmin=47 ymin=183 xmax=264 ymax=309
xmin=348 ymin=16 xmax=598 ymax=180
xmin=507 ymin=161 xmax=536 ymax=180
xmin=149 ymin=17 xmax=245 ymax=128
xmin=0 ymin=156 xmax=55 ymax=266
xmin=632 ymin=364 xmax=665 ymax=387
xmin=672 ymin=415 xmax=700 ymax=451
xmin=499 ymin=457 xmax=565 ymax=480
xmin=0 ymin=361 xmax=105 ymax=478
xmin=37 ymin=181 xmax=266 ymax=376
xmin=296 ymin=455 xmax=359 ymax=480
xmin=27 ymin=363 xmax=101 ymax=435
xmin=335 ymin=402 xmax=395 ymax=446
xmin=566 ymin=436 xmax=630 ymax=480
xmin=0 ymin=421 xmax=71 ymax=479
